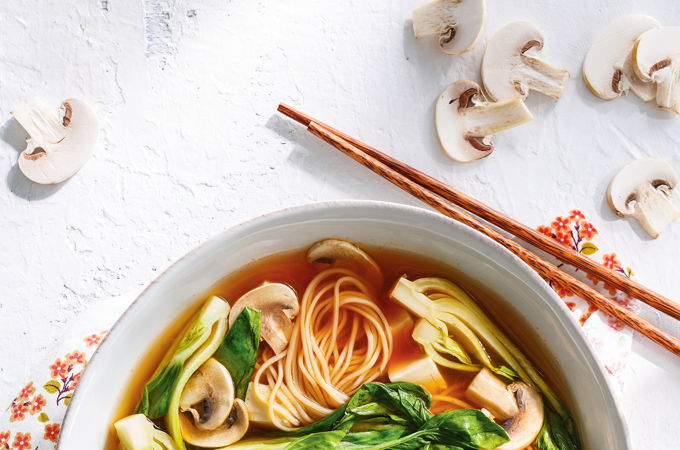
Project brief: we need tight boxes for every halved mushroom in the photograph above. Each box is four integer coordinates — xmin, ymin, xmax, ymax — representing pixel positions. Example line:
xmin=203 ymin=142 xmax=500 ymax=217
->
xmin=607 ymin=158 xmax=679 ymax=238
xmin=11 ymin=98 xmax=98 ymax=184
xmin=228 ymin=283 xmax=299 ymax=354
xmin=179 ymin=399 xmax=249 ymax=448
xmin=306 ymin=238 xmax=383 ymax=286
xmin=179 ymin=358 xmax=249 ymax=447
xmin=466 ymin=369 xmax=544 ymax=450
xmin=180 ymin=358 xmax=234 ymax=431
xmin=412 ymin=0 xmax=486 ymax=55
xmin=435 ymin=80 xmax=533 ymax=162
xmin=633 ymin=27 xmax=680 ymax=114
xmin=497 ymin=383 xmax=544 ymax=450
xmin=482 ymin=22 xmax=569 ymax=101
xmin=583 ymin=15 xmax=660 ymax=101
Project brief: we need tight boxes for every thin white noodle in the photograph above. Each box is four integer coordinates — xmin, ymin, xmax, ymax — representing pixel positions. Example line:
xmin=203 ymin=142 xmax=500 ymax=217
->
xmin=252 ymin=268 xmax=392 ymax=430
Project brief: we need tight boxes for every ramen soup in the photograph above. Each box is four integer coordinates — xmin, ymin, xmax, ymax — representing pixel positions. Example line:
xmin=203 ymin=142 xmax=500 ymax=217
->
xmin=110 ymin=239 xmax=581 ymax=450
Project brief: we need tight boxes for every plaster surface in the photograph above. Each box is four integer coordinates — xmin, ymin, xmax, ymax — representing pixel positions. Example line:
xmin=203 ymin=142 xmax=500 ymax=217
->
xmin=0 ymin=1 xmax=678 ymax=447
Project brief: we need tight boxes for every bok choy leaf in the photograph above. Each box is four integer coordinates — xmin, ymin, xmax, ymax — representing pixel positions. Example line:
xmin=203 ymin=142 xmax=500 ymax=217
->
xmin=231 ymin=382 xmax=508 ymax=449
xmin=114 ymin=414 xmax=177 ymax=450
xmin=214 ymin=306 xmax=262 ymax=399
xmin=136 ymin=296 xmax=230 ymax=420
xmin=390 ymin=276 xmax=582 ymax=449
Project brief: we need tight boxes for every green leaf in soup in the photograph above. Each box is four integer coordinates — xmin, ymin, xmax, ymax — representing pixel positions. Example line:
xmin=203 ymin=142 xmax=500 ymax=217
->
xmin=136 ymin=296 xmax=230 ymax=420
xmin=281 ymin=382 xmax=432 ymax=437
xmin=418 ymin=409 xmax=509 ymax=449
xmin=535 ymin=405 xmax=581 ymax=450
xmin=335 ymin=410 xmax=507 ymax=450
xmin=337 ymin=429 xmax=410 ymax=448
xmin=165 ymin=320 xmax=229 ymax=448
xmin=225 ymin=430 xmax=347 ymax=449
xmin=213 ymin=307 xmax=262 ymax=399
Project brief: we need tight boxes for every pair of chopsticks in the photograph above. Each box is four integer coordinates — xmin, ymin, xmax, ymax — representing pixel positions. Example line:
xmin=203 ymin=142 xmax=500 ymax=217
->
xmin=278 ymin=103 xmax=680 ymax=358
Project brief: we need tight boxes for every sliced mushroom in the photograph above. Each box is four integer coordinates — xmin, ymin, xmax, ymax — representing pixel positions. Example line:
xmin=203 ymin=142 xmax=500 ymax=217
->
xmin=497 ymin=382 xmax=544 ymax=450
xmin=412 ymin=0 xmax=486 ymax=55
xmin=179 ymin=398 xmax=249 ymax=448
xmin=583 ymin=15 xmax=660 ymax=101
xmin=482 ymin=22 xmax=569 ymax=101
xmin=11 ymin=98 xmax=98 ymax=184
xmin=465 ymin=368 xmax=518 ymax=421
xmin=180 ymin=358 xmax=234 ymax=431
xmin=228 ymin=283 xmax=299 ymax=354
xmin=465 ymin=370 xmax=543 ymax=450
xmin=607 ymin=158 xmax=679 ymax=238
xmin=306 ymin=238 xmax=383 ymax=286
xmin=435 ymin=80 xmax=533 ymax=162
xmin=633 ymin=27 xmax=680 ymax=114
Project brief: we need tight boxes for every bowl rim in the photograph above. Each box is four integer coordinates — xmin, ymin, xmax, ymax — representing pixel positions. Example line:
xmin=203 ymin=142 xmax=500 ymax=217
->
xmin=60 ymin=199 xmax=631 ymax=448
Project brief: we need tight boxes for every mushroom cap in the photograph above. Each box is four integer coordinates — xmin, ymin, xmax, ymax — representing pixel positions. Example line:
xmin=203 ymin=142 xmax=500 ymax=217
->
xmin=179 ymin=398 xmax=249 ymax=447
xmin=412 ymin=0 xmax=486 ymax=55
xmin=436 ymin=80 xmax=490 ymax=162
xmin=228 ymin=283 xmax=299 ymax=354
xmin=633 ymin=26 xmax=680 ymax=82
xmin=12 ymin=98 xmax=98 ymax=184
xmin=306 ymin=238 xmax=383 ymax=286
xmin=496 ymin=382 xmax=544 ymax=450
xmin=179 ymin=358 xmax=235 ymax=432
xmin=482 ymin=21 xmax=569 ymax=101
xmin=435 ymin=80 xmax=532 ymax=162
xmin=607 ymin=158 xmax=679 ymax=216
xmin=583 ymin=15 xmax=660 ymax=101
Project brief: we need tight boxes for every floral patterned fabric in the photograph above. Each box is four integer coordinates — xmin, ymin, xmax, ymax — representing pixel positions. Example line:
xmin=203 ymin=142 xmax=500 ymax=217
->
xmin=0 ymin=211 xmax=636 ymax=447
xmin=0 ymin=294 xmax=136 ymax=449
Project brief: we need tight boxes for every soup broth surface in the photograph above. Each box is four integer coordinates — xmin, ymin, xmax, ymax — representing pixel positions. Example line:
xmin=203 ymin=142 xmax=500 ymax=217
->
xmin=106 ymin=245 xmax=571 ymax=449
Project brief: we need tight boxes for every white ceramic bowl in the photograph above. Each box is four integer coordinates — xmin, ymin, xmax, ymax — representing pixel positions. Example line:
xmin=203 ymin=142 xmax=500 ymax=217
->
xmin=60 ymin=201 xmax=630 ymax=449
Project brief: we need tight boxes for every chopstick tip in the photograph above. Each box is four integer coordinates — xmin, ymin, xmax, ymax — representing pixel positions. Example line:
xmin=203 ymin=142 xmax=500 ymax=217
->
xmin=277 ymin=103 xmax=312 ymax=127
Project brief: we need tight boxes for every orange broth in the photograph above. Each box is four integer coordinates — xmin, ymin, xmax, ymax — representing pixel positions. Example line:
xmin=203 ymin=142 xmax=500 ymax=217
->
xmin=105 ymin=246 xmax=571 ymax=449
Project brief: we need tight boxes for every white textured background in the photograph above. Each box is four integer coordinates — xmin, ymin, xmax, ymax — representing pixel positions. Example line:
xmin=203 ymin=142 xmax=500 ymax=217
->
xmin=1 ymin=1 xmax=679 ymax=447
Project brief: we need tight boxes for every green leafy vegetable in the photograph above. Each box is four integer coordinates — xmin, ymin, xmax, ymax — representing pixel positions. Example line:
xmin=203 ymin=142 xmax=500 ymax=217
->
xmin=536 ymin=405 xmax=581 ymax=450
xmin=284 ymin=382 xmax=432 ymax=436
xmin=136 ymin=296 xmax=230 ymax=420
xmin=337 ymin=410 xmax=507 ymax=450
xmin=224 ymin=431 xmax=348 ymax=449
xmin=392 ymin=278 xmax=516 ymax=379
xmin=214 ymin=307 xmax=262 ymax=399
xmin=276 ymin=382 xmax=507 ymax=449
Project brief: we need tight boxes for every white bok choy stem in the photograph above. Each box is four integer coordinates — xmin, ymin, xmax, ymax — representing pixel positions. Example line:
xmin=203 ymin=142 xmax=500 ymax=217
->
xmin=390 ymin=276 xmax=566 ymax=419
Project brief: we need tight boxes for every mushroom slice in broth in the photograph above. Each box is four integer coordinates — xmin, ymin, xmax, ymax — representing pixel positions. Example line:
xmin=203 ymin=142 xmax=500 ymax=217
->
xmin=228 ymin=283 xmax=299 ymax=355
xmin=179 ymin=358 xmax=235 ymax=431
xmin=306 ymin=238 xmax=383 ymax=286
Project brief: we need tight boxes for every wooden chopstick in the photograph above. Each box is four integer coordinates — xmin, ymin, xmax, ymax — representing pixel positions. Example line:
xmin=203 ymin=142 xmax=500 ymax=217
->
xmin=278 ymin=105 xmax=680 ymax=357
xmin=278 ymin=103 xmax=680 ymax=322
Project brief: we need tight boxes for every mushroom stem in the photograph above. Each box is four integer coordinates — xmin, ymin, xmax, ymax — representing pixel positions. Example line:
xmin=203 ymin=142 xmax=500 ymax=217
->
xmin=632 ymin=184 xmax=680 ymax=238
xmin=518 ymin=58 xmax=570 ymax=99
xmin=11 ymin=99 xmax=65 ymax=143
xmin=463 ymin=98 xmax=533 ymax=137
xmin=653 ymin=59 xmax=680 ymax=113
